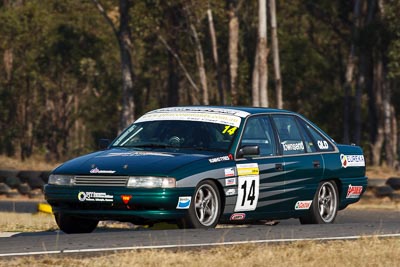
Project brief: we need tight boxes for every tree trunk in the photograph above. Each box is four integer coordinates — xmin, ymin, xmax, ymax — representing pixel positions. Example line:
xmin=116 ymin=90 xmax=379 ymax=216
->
xmin=207 ymin=7 xmax=225 ymax=105
xmin=190 ymin=23 xmax=209 ymax=105
xmin=228 ymin=1 xmax=239 ymax=105
xmin=378 ymin=0 xmax=395 ymax=168
xmin=252 ymin=44 xmax=260 ymax=107
xmin=383 ymin=81 xmax=393 ymax=167
xmin=3 ymin=48 xmax=13 ymax=82
xmin=258 ymin=0 xmax=268 ymax=107
xmin=118 ymin=0 xmax=135 ymax=131
xmin=158 ymin=36 xmax=200 ymax=105
xmin=357 ymin=0 xmax=376 ymax=146
xmin=343 ymin=0 xmax=361 ymax=144
xmin=269 ymin=0 xmax=282 ymax=109
xmin=92 ymin=0 xmax=136 ymax=131
xmin=167 ymin=52 xmax=179 ymax=106
xmin=370 ymin=54 xmax=384 ymax=166
xmin=391 ymin=105 xmax=398 ymax=168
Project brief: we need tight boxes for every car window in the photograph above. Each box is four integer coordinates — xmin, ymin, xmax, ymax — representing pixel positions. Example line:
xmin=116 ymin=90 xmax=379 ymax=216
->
xmin=272 ymin=115 xmax=306 ymax=155
xmin=241 ymin=116 xmax=276 ymax=156
xmin=300 ymin=120 xmax=335 ymax=152
xmin=112 ymin=120 xmax=238 ymax=152
xmin=295 ymin=118 xmax=317 ymax=153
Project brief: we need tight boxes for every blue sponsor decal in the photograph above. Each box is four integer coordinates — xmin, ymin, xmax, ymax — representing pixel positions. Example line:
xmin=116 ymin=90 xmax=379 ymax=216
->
xmin=176 ymin=196 xmax=191 ymax=209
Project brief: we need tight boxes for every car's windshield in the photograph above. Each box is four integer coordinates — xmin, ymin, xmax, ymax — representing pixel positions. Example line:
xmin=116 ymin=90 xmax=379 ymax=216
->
xmin=111 ymin=120 xmax=239 ymax=152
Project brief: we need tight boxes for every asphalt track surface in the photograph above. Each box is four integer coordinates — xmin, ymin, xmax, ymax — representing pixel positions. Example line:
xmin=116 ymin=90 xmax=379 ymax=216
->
xmin=0 ymin=208 xmax=399 ymax=257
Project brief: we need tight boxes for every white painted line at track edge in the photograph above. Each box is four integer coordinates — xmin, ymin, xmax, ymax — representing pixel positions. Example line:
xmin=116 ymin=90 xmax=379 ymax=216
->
xmin=1 ymin=233 xmax=400 ymax=257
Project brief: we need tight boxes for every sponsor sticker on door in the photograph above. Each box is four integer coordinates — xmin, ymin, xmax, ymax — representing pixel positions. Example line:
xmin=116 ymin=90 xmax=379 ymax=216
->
xmin=294 ymin=200 xmax=312 ymax=210
xmin=236 ymin=163 xmax=259 ymax=176
xmin=224 ymin=168 xmax=235 ymax=177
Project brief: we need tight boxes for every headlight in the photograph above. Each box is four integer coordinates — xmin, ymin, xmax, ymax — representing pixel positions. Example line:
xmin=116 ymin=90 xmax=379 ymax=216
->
xmin=48 ymin=174 xmax=74 ymax=186
xmin=127 ymin=177 xmax=176 ymax=188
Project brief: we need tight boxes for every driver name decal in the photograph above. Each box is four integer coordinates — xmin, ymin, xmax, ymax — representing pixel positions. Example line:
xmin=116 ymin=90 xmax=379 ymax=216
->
xmin=209 ymin=156 xmax=230 ymax=163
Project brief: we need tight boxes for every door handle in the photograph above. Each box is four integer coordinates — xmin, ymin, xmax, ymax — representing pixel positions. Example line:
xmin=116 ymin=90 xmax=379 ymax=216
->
xmin=313 ymin=160 xmax=321 ymax=168
xmin=275 ymin=163 xmax=284 ymax=171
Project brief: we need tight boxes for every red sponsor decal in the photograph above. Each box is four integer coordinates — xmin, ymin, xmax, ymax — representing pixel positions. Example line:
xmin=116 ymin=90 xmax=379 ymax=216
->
xmin=121 ymin=195 xmax=132 ymax=204
xmin=295 ymin=200 xmax=312 ymax=210
xmin=346 ymin=185 xmax=363 ymax=198
xmin=230 ymin=213 xmax=246 ymax=221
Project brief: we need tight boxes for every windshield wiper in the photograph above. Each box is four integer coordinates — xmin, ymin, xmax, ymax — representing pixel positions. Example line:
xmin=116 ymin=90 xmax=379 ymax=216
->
xmin=130 ymin=143 xmax=176 ymax=148
xmin=179 ymin=146 xmax=226 ymax=152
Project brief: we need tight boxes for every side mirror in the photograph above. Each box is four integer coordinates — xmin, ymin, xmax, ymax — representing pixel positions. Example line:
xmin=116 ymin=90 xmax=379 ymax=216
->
xmin=98 ymin=139 xmax=111 ymax=150
xmin=237 ymin=145 xmax=260 ymax=158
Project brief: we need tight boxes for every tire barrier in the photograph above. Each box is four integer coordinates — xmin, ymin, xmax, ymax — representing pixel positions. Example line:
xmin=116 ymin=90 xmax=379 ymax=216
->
xmin=0 ymin=170 xmax=50 ymax=199
xmin=368 ymin=177 xmax=400 ymax=201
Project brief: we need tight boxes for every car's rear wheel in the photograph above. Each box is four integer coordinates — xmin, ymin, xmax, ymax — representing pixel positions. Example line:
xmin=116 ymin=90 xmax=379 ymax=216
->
xmin=55 ymin=213 xmax=99 ymax=234
xmin=299 ymin=180 xmax=338 ymax=224
xmin=179 ymin=180 xmax=221 ymax=228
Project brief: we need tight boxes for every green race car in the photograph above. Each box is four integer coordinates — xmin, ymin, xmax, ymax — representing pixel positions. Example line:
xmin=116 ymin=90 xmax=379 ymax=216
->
xmin=45 ymin=106 xmax=367 ymax=233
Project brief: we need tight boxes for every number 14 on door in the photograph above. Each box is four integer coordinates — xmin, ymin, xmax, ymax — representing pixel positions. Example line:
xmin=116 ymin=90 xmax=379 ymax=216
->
xmin=234 ymin=175 xmax=259 ymax=212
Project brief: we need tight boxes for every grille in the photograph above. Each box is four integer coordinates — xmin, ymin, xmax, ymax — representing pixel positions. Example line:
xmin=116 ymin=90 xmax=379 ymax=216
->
xmin=74 ymin=176 xmax=128 ymax=187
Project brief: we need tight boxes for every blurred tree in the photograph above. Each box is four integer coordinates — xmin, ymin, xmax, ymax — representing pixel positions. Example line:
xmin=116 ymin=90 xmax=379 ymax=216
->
xmin=92 ymin=0 xmax=135 ymax=131
xmin=0 ymin=0 xmax=398 ymax=167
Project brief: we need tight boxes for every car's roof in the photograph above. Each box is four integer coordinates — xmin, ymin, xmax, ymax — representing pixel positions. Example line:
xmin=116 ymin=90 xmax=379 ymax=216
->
xmin=211 ymin=106 xmax=293 ymax=115
xmin=152 ymin=106 xmax=294 ymax=116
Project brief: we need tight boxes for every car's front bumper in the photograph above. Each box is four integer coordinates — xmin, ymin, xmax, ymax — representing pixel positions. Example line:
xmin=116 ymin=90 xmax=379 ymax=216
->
xmin=44 ymin=185 xmax=194 ymax=222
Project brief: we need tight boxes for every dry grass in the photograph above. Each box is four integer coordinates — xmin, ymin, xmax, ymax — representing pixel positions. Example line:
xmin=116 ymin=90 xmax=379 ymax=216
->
xmin=0 ymin=238 xmax=399 ymax=267
xmin=0 ymin=212 xmax=58 ymax=232
xmin=0 ymin=155 xmax=60 ymax=171
xmin=367 ymin=165 xmax=400 ymax=179
xmin=350 ymin=190 xmax=400 ymax=210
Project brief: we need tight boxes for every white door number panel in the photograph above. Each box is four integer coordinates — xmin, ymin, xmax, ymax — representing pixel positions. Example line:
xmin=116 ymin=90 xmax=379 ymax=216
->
xmin=234 ymin=163 xmax=260 ymax=212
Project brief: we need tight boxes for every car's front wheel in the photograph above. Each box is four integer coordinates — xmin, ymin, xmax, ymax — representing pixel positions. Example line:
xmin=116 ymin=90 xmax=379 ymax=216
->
xmin=179 ymin=180 xmax=221 ymax=228
xmin=55 ymin=213 xmax=99 ymax=234
xmin=299 ymin=180 xmax=338 ymax=224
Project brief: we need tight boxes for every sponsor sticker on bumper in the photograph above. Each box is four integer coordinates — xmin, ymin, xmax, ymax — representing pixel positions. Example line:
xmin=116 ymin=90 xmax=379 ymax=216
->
xmin=230 ymin=213 xmax=246 ymax=221
xmin=346 ymin=184 xmax=363 ymax=198
xmin=78 ymin=192 xmax=113 ymax=202
xmin=176 ymin=196 xmax=191 ymax=209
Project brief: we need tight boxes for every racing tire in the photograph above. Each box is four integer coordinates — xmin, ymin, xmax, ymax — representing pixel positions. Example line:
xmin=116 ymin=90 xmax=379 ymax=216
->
xmin=18 ymin=171 xmax=42 ymax=183
xmin=55 ymin=213 xmax=99 ymax=234
xmin=18 ymin=183 xmax=31 ymax=195
xmin=40 ymin=171 xmax=51 ymax=183
xmin=373 ymin=185 xmax=394 ymax=198
xmin=0 ymin=182 xmax=12 ymax=194
xmin=0 ymin=170 xmax=19 ymax=183
xmin=299 ymin=180 xmax=338 ymax=224
xmin=386 ymin=177 xmax=400 ymax=190
xmin=178 ymin=180 xmax=221 ymax=229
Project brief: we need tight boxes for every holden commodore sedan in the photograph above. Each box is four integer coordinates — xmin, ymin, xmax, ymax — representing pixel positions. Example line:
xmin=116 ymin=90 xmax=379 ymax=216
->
xmin=45 ymin=106 xmax=367 ymax=233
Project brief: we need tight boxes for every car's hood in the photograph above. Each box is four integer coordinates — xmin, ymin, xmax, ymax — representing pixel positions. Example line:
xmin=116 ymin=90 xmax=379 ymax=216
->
xmin=53 ymin=148 xmax=221 ymax=176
